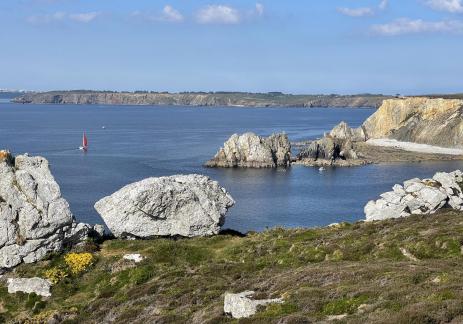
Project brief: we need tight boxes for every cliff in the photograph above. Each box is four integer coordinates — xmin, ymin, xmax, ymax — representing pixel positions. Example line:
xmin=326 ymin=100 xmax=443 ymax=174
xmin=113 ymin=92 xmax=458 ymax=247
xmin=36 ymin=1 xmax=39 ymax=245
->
xmin=12 ymin=91 xmax=390 ymax=108
xmin=363 ymin=97 xmax=463 ymax=148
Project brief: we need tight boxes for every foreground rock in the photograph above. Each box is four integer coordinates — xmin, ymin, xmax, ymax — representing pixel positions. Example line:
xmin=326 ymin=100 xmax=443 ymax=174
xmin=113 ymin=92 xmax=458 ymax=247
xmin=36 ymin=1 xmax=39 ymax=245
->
xmin=296 ymin=122 xmax=368 ymax=167
xmin=94 ymin=174 xmax=235 ymax=238
xmin=8 ymin=278 xmax=52 ymax=297
xmin=224 ymin=291 xmax=283 ymax=319
xmin=0 ymin=150 xmax=103 ymax=271
xmin=365 ymin=170 xmax=463 ymax=221
xmin=206 ymin=133 xmax=291 ymax=168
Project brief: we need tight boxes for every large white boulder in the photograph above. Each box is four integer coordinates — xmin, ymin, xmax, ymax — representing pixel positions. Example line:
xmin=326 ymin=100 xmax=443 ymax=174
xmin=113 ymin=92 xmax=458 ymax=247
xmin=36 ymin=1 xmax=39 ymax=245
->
xmin=0 ymin=151 xmax=103 ymax=270
xmin=0 ymin=152 xmax=73 ymax=270
xmin=94 ymin=174 xmax=235 ymax=238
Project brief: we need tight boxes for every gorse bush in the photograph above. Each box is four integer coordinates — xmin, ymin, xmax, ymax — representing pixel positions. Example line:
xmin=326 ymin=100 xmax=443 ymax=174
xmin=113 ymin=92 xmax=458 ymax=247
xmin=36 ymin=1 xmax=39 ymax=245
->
xmin=44 ymin=267 xmax=68 ymax=284
xmin=64 ymin=253 xmax=94 ymax=275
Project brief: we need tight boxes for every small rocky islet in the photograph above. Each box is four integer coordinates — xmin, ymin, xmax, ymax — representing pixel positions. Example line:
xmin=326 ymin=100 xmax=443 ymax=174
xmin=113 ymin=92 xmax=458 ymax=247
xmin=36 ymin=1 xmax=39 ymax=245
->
xmin=2 ymin=97 xmax=463 ymax=322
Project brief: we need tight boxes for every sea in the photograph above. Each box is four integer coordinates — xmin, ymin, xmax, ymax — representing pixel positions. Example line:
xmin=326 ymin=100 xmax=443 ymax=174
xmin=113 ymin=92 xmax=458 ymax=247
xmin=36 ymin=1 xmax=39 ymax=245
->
xmin=1 ymin=102 xmax=462 ymax=232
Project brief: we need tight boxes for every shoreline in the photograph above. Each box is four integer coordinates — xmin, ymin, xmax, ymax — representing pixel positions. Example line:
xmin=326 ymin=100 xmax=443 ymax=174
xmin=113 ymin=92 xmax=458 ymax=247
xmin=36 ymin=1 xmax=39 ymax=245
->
xmin=366 ymin=138 xmax=463 ymax=156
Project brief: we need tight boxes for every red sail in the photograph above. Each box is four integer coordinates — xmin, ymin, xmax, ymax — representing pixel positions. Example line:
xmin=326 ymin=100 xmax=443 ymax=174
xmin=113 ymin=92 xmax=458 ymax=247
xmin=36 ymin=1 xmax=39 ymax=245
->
xmin=83 ymin=133 xmax=88 ymax=148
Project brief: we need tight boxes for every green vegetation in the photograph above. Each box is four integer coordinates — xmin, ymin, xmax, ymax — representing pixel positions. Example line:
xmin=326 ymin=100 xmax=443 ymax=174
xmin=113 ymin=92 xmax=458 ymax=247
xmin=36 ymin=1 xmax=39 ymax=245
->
xmin=1 ymin=210 xmax=463 ymax=323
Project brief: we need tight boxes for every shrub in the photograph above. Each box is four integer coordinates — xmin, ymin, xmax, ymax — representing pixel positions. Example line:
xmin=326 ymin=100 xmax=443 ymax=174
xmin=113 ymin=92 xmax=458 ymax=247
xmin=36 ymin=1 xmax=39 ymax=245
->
xmin=64 ymin=253 xmax=94 ymax=275
xmin=44 ymin=267 xmax=68 ymax=284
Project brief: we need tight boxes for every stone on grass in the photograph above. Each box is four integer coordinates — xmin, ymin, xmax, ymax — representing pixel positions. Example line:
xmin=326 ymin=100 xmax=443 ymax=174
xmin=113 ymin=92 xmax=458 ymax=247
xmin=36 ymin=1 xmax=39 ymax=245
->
xmin=224 ymin=291 xmax=283 ymax=319
xmin=8 ymin=277 xmax=52 ymax=297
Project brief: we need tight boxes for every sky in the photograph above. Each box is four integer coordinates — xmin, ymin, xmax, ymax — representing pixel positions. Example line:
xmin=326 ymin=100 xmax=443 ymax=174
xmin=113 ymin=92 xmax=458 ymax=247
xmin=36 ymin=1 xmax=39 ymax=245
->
xmin=0 ymin=0 xmax=463 ymax=94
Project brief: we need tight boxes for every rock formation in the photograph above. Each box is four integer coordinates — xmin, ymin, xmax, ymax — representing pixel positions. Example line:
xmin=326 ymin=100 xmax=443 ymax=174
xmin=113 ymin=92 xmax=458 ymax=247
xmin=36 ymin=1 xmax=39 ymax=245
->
xmin=224 ymin=291 xmax=283 ymax=319
xmin=296 ymin=122 xmax=367 ymax=166
xmin=206 ymin=133 xmax=291 ymax=168
xmin=94 ymin=174 xmax=235 ymax=238
xmin=362 ymin=98 xmax=463 ymax=148
xmin=0 ymin=150 xmax=102 ymax=271
xmin=365 ymin=170 xmax=463 ymax=221
xmin=7 ymin=277 xmax=52 ymax=297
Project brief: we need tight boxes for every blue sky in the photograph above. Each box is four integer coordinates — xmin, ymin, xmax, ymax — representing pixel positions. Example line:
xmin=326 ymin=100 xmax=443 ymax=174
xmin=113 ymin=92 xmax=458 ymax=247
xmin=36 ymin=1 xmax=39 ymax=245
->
xmin=0 ymin=0 xmax=462 ymax=94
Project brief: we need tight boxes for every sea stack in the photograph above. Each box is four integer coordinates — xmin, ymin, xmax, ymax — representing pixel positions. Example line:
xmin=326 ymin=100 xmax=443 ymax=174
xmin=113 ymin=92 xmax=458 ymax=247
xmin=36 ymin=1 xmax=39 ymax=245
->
xmin=206 ymin=132 xmax=291 ymax=168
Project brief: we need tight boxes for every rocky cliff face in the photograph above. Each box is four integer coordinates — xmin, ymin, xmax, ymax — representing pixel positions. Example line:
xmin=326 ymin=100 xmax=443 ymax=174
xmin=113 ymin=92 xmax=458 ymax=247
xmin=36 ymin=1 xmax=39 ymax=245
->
xmin=0 ymin=151 xmax=102 ymax=271
xmin=94 ymin=174 xmax=234 ymax=238
xmin=13 ymin=91 xmax=389 ymax=108
xmin=362 ymin=98 xmax=463 ymax=148
xmin=206 ymin=133 xmax=291 ymax=168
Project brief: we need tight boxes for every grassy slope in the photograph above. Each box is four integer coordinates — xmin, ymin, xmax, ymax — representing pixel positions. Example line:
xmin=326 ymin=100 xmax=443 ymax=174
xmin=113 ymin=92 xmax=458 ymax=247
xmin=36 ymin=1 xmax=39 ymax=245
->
xmin=1 ymin=210 xmax=463 ymax=323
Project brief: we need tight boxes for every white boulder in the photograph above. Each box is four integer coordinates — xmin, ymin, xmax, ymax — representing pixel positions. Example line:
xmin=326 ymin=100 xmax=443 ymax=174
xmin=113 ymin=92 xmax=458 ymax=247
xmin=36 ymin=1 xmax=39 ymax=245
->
xmin=94 ymin=174 xmax=235 ymax=238
xmin=8 ymin=277 xmax=52 ymax=297
xmin=224 ymin=291 xmax=283 ymax=319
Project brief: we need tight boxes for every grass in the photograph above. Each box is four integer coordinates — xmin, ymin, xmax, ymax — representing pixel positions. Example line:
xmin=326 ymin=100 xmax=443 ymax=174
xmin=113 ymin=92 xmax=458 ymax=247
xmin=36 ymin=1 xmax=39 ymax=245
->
xmin=1 ymin=210 xmax=463 ymax=323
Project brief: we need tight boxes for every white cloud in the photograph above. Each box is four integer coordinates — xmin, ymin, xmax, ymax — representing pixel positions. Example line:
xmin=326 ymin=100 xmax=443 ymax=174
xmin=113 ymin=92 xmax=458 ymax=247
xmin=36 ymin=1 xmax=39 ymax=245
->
xmin=69 ymin=12 xmax=99 ymax=23
xmin=379 ymin=0 xmax=389 ymax=10
xmin=255 ymin=3 xmax=264 ymax=16
xmin=27 ymin=11 xmax=66 ymax=24
xmin=425 ymin=0 xmax=463 ymax=13
xmin=27 ymin=11 xmax=99 ymax=24
xmin=196 ymin=5 xmax=240 ymax=24
xmin=371 ymin=18 xmax=463 ymax=35
xmin=337 ymin=7 xmax=374 ymax=17
xmin=160 ymin=5 xmax=184 ymax=22
xmin=337 ymin=0 xmax=388 ymax=17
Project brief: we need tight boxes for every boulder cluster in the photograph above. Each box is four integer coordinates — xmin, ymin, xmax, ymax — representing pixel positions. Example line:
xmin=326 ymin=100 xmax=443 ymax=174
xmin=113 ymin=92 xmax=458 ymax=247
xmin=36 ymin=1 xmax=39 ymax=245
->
xmin=205 ymin=132 xmax=291 ymax=168
xmin=94 ymin=174 xmax=235 ymax=239
xmin=0 ymin=151 xmax=102 ymax=271
xmin=365 ymin=170 xmax=463 ymax=221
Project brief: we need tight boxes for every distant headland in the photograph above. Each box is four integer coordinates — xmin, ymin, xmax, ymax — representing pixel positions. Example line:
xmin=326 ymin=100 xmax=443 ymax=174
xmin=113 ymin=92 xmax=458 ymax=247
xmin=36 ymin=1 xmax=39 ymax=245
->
xmin=12 ymin=90 xmax=393 ymax=108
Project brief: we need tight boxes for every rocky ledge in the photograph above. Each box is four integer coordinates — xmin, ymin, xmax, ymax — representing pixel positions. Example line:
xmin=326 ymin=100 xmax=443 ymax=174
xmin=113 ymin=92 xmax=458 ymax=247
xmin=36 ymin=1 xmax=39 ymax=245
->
xmin=0 ymin=150 xmax=103 ymax=271
xmin=206 ymin=132 xmax=291 ymax=168
xmin=365 ymin=170 xmax=463 ymax=221
xmin=94 ymin=174 xmax=235 ymax=238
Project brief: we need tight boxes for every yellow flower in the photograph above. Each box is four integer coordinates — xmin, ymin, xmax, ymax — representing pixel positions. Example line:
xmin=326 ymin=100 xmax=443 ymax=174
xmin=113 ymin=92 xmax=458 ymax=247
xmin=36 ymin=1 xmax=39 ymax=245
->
xmin=64 ymin=252 xmax=94 ymax=275
xmin=44 ymin=267 xmax=68 ymax=284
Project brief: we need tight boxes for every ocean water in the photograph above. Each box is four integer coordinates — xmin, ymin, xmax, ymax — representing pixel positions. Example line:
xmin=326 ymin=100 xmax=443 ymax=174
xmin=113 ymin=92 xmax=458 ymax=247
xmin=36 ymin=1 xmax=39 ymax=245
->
xmin=1 ymin=103 xmax=462 ymax=232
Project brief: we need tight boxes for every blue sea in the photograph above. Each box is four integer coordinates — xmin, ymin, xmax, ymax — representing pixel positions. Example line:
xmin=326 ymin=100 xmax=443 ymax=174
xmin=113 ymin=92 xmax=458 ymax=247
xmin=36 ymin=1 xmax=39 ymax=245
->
xmin=1 ymin=103 xmax=461 ymax=232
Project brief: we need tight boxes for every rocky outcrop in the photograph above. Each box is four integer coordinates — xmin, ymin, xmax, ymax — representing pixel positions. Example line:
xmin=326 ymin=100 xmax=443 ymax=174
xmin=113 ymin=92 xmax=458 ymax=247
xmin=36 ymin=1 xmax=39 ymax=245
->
xmin=206 ymin=133 xmax=291 ymax=168
xmin=13 ymin=91 xmax=390 ymax=108
xmin=365 ymin=170 xmax=463 ymax=221
xmin=0 ymin=151 xmax=103 ymax=271
xmin=296 ymin=122 xmax=367 ymax=167
xmin=224 ymin=291 xmax=283 ymax=319
xmin=7 ymin=277 xmax=52 ymax=297
xmin=94 ymin=174 xmax=235 ymax=238
xmin=362 ymin=98 xmax=463 ymax=148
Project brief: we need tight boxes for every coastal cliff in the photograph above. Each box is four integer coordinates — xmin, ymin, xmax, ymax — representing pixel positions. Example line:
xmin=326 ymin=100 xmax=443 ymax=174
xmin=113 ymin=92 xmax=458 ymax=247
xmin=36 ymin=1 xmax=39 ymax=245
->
xmin=296 ymin=97 xmax=463 ymax=166
xmin=363 ymin=97 xmax=463 ymax=148
xmin=12 ymin=91 xmax=390 ymax=108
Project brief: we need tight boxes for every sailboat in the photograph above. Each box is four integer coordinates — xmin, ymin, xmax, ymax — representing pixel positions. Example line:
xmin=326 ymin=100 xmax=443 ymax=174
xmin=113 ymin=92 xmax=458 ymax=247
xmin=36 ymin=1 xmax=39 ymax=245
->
xmin=79 ymin=132 xmax=88 ymax=151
